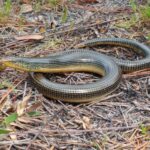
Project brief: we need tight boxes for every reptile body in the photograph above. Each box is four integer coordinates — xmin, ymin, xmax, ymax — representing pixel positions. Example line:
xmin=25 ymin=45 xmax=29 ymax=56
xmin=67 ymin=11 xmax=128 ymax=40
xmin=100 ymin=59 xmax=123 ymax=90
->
xmin=1 ymin=38 xmax=150 ymax=102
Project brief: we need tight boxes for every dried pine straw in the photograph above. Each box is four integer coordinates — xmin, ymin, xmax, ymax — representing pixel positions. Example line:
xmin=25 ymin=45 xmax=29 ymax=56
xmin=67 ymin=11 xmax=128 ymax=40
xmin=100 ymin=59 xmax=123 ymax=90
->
xmin=0 ymin=0 xmax=150 ymax=149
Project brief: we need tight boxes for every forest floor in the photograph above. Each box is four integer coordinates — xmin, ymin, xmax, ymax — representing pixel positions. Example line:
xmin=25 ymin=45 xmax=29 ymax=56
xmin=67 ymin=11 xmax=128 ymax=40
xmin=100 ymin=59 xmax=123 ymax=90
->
xmin=0 ymin=0 xmax=150 ymax=149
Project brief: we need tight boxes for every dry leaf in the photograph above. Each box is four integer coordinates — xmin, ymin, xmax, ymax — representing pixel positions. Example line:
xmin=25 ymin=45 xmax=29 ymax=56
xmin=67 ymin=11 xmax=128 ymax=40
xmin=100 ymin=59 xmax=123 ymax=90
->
xmin=74 ymin=116 xmax=92 ymax=129
xmin=17 ymin=95 xmax=31 ymax=116
xmin=26 ymin=101 xmax=42 ymax=112
xmin=74 ymin=119 xmax=83 ymax=125
xmin=82 ymin=116 xmax=91 ymax=129
xmin=39 ymin=27 xmax=46 ymax=33
xmin=15 ymin=34 xmax=44 ymax=41
xmin=20 ymin=4 xmax=33 ymax=13
xmin=10 ymin=132 xmax=17 ymax=140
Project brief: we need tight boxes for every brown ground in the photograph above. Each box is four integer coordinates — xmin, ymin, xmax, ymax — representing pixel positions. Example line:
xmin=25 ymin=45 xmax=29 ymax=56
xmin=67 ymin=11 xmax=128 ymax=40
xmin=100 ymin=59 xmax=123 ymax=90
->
xmin=0 ymin=0 xmax=150 ymax=150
